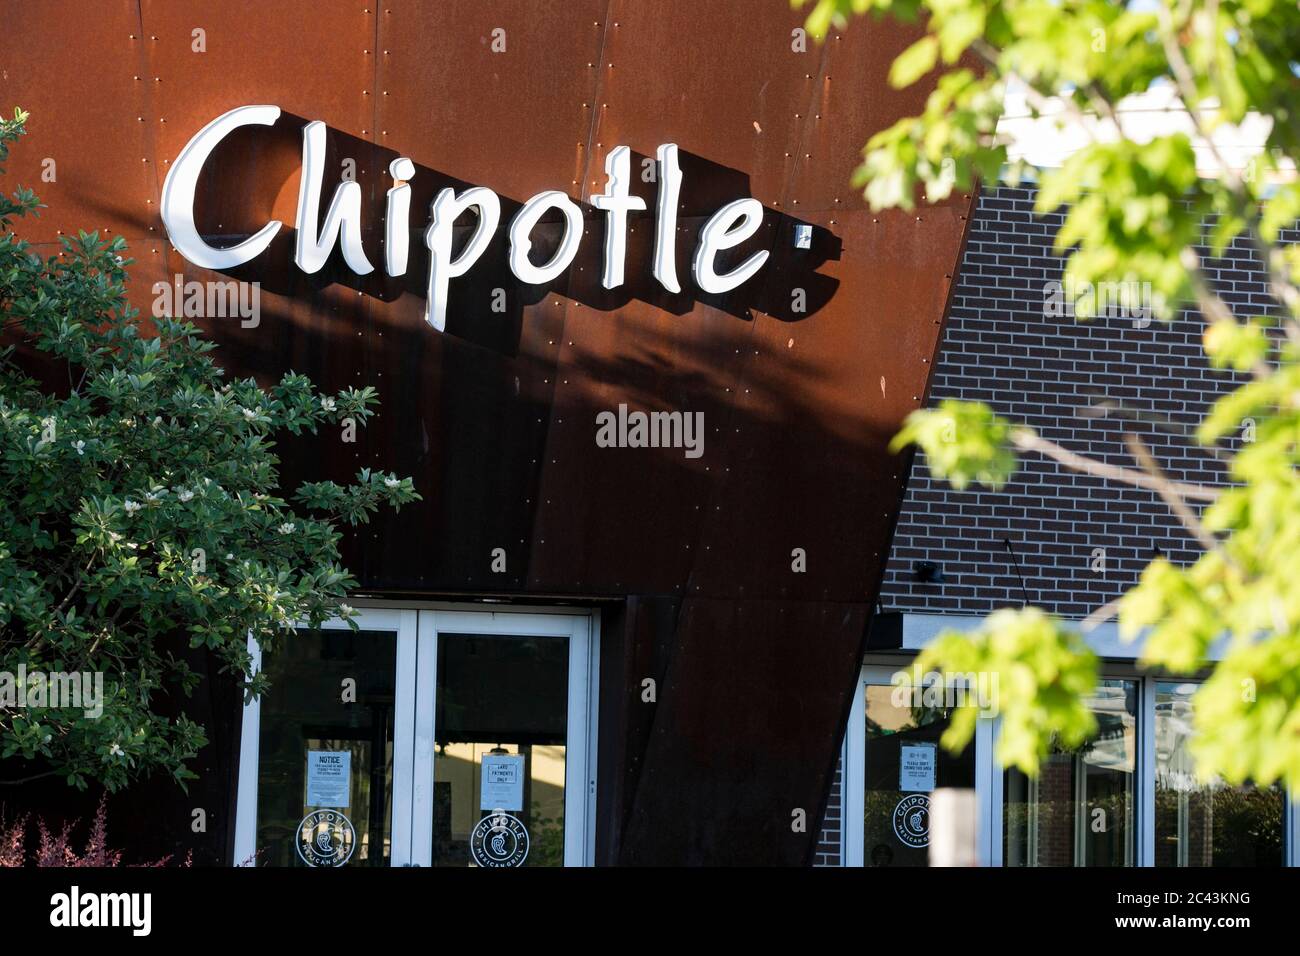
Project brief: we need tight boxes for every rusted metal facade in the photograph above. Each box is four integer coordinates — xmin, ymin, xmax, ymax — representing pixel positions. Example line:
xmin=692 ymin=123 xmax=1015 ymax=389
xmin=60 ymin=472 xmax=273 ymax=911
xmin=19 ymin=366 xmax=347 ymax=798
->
xmin=2 ymin=0 xmax=973 ymax=864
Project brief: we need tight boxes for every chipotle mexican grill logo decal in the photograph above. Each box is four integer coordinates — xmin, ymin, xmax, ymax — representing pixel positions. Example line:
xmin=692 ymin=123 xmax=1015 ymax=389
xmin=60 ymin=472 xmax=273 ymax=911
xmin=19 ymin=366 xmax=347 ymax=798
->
xmin=470 ymin=811 xmax=530 ymax=867
xmin=892 ymin=794 xmax=930 ymax=849
xmin=296 ymin=809 xmax=356 ymax=867
xmin=161 ymin=106 xmax=771 ymax=334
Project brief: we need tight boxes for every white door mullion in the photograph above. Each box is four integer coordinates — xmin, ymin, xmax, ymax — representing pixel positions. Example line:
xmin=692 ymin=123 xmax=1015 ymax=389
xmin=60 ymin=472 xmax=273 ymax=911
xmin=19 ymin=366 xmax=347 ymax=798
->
xmin=389 ymin=609 xmax=418 ymax=866
xmin=410 ymin=610 xmax=438 ymax=866
xmin=1139 ymin=674 xmax=1156 ymax=867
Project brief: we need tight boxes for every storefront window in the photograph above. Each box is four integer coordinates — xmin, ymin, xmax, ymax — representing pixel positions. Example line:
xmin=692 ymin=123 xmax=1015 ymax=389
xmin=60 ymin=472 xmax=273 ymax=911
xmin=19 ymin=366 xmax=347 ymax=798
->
xmin=431 ymin=633 xmax=569 ymax=867
xmin=1004 ymin=679 xmax=1136 ymax=866
xmin=863 ymin=684 xmax=976 ymax=866
xmin=1155 ymin=681 xmax=1284 ymax=866
xmin=254 ymin=628 xmax=397 ymax=867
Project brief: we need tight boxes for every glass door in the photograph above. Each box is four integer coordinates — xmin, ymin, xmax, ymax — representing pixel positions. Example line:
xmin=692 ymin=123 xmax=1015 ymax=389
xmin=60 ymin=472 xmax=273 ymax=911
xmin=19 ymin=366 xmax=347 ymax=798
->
xmin=410 ymin=610 xmax=596 ymax=867
xmin=234 ymin=608 xmax=418 ymax=866
xmin=233 ymin=605 xmax=596 ymax=868
xmin=844 ymin=664 xmax=997 ymax=866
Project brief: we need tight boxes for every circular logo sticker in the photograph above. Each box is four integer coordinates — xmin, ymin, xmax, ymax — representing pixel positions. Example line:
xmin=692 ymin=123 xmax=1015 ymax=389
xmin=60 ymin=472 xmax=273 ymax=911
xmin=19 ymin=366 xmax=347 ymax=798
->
xmin=892 ymin=794 xmax=930 ymax=848
xmin=470 ymin=811 xmax=530 ymax=868
xmin=296 ymin=809 xmax=356 ymax=867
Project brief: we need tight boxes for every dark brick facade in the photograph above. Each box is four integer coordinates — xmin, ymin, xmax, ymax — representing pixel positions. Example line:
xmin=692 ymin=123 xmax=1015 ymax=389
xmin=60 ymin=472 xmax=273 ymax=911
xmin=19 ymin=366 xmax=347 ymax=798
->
xmin=878 ymin=184 xmax=1264 ymax=619
xmin=815 ymin=181 xmax=1285 ymax=864
xmin=813 ymin=756 xmax=843 ymax=866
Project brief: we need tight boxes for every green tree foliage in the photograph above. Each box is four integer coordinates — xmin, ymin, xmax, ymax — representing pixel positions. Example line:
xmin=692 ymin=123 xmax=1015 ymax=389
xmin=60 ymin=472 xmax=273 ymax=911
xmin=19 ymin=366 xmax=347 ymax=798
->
xmin=0 ymin=110 xmax=419 ymax=791
xmin=798 ymin=0 xmax=1300 ymax=788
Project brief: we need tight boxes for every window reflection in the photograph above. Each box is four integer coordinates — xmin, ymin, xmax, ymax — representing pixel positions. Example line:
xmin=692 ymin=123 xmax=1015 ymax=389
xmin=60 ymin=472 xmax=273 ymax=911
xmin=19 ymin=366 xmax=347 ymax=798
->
xmin=1155 ymin=681 xmax=1283 ymax=867
xmin=431 ymin=634 xmax=569 ymax=867
xmin=863 ymin=684 xmax=976 ymax=867
xmin=1004 ymin=679 xmax=1136 ymax=866
xmin=254 ymin=628 xmax=396 ymax=867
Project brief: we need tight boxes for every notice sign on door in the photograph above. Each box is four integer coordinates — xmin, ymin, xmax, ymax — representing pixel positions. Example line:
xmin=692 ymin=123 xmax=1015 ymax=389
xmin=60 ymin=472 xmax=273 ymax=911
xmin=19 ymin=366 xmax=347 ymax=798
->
xmin=480 ymin=753 xmax=525 ymax=811
xmin=306 ymin=750 xmax=351 ymax=808
xmin=899 ymin=743 xmax=937 ymax=792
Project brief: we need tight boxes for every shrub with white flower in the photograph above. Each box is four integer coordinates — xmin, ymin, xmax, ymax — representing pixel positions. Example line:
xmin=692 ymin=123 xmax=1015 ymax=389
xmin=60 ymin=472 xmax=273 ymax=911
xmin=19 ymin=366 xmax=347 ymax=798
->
xmin=0 ymin=110 xmax=420 ymax=793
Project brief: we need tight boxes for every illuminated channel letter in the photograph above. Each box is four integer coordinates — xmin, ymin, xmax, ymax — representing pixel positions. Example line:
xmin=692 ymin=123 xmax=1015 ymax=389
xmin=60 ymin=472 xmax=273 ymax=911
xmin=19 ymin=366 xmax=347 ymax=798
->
xmin=295 ymin=120 xmax=374 ymax=275
xmin=384 ymin=157 xmax=415 ymax=277
xmin=508 ymin=191 xmax=584 ymax=285
xmin=424 ymin=186 xmax=501 ymax=332
xmin=692 ymin=198 xmax=769 ymax=294
xmin=653 ymin=143 xmax=682 ymax=293
xmin=591 ymin=145 xmax=646 ymax=290
xmin=160 ymin=105 xmax=283 ymax=270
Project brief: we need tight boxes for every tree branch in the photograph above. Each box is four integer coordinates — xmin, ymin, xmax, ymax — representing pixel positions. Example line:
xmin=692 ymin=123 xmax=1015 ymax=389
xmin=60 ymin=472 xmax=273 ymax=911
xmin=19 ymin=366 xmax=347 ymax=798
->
xmin=1011 ymin=428 xmax=1221 ymax=502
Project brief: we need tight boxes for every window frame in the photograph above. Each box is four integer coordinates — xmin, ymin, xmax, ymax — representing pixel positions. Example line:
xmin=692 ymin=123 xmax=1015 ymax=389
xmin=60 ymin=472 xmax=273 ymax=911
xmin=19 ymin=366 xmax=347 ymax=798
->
xmin=232 ymin=602 xmax=600 ymax=867
xmin=844 ymin=657 xmax=1296 ymax=867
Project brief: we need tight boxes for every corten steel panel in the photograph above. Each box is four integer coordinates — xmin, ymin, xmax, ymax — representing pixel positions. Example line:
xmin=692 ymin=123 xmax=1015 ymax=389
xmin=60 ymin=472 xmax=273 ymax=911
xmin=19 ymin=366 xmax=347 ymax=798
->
xmin=620 ymin=596 xmax=868 ymax=865
xmin=0 ymin=1 xmax=155 ymax=245
xmin=0 ymin=1 xmax=975 ymax=865
xmin=377 ymin=0 xmax=608 ymax=200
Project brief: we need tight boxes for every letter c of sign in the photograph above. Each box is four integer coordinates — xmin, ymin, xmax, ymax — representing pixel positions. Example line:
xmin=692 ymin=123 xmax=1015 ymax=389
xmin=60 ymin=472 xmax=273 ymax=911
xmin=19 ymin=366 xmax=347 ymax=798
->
xmin=161 ymin=105 xmax=283 ymax=270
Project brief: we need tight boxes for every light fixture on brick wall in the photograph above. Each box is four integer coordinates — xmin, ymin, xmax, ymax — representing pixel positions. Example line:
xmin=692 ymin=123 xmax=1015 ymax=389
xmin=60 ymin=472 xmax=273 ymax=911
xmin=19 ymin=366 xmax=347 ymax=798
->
xmin=913 ymin=561 xmax=945 ymax=584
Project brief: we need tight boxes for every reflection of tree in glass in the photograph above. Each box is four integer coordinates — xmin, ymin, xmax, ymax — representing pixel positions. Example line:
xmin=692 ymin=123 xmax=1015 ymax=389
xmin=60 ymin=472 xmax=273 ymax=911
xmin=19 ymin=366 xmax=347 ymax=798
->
xmin=1154 ymin=784 xmax=1283 ymax=866
xmin=528 ymin=800 xmax=564 ymax=867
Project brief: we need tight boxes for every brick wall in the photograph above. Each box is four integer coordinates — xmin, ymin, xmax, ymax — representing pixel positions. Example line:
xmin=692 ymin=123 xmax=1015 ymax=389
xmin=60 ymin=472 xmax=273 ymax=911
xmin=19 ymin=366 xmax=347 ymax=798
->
xmin=877 ymin=183 xmax=1269 ymax=618
xmin=813 ymin=756 xmax=843 ymax=866
xmin=815 ymin=181 xmax=1286 ymax=864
